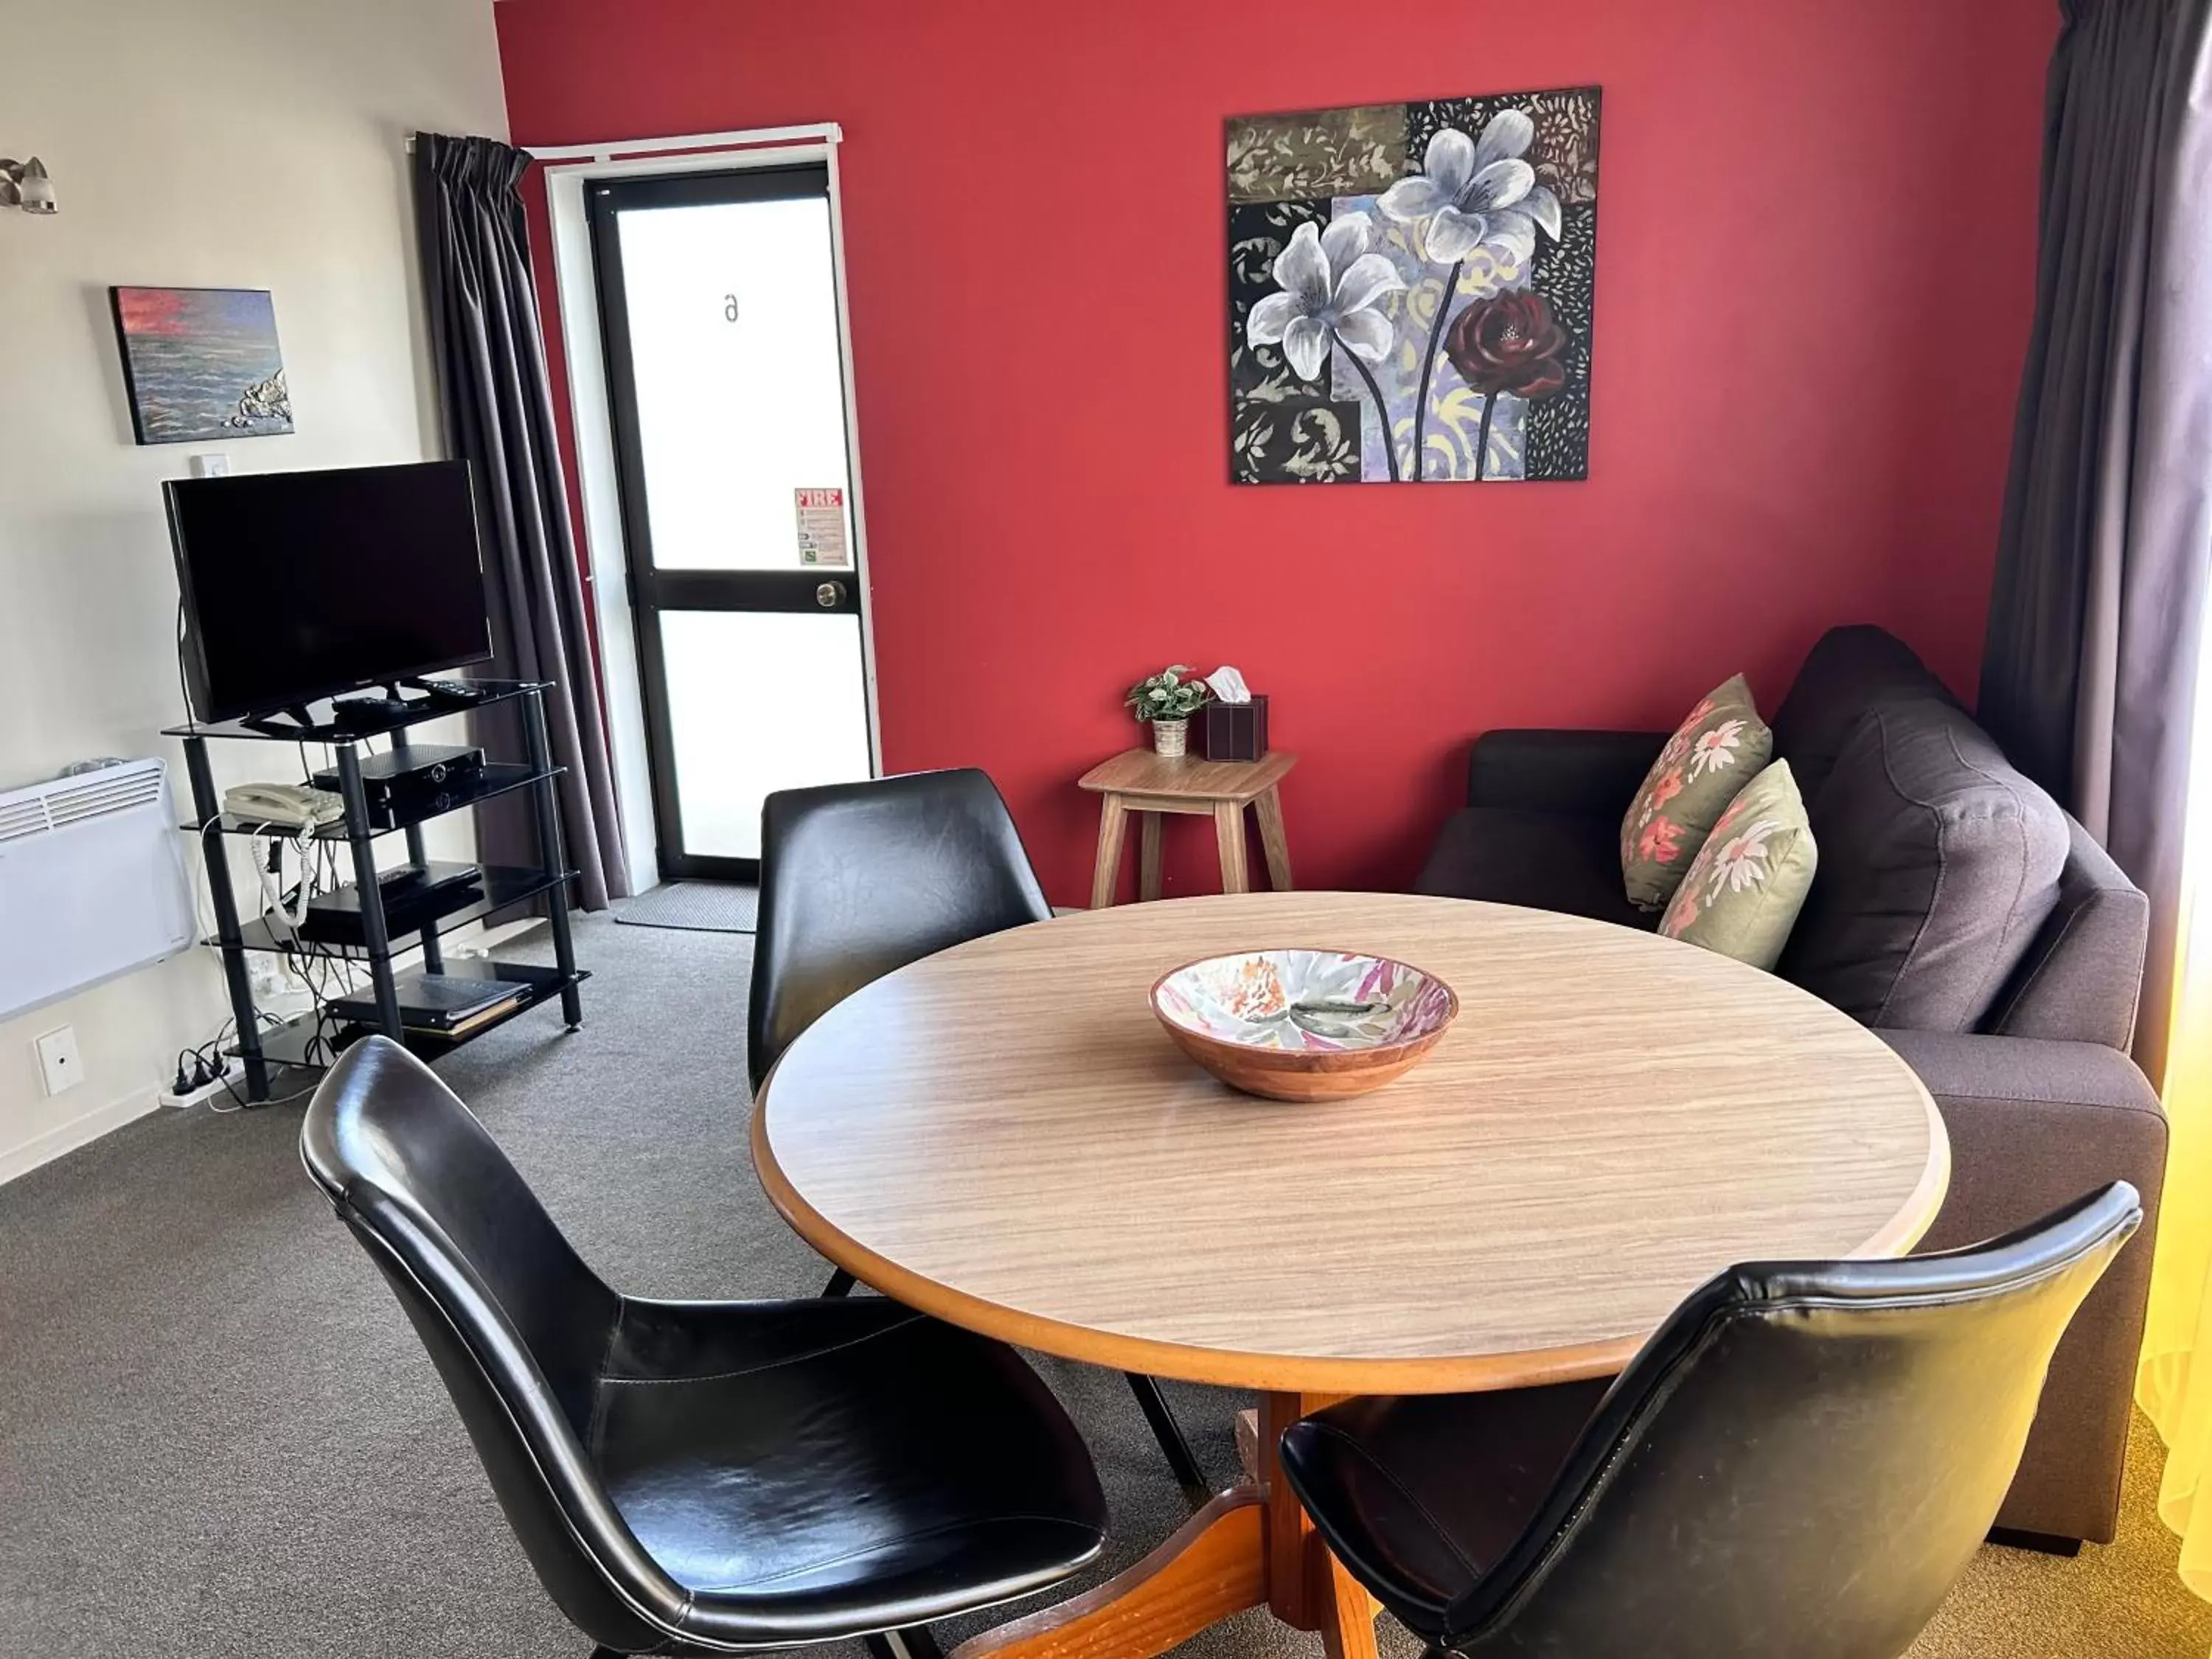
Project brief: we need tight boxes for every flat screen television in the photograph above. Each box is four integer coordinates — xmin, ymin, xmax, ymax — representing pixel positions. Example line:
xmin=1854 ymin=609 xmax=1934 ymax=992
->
xmin=166 ymin=460 xmax=493 ymax=723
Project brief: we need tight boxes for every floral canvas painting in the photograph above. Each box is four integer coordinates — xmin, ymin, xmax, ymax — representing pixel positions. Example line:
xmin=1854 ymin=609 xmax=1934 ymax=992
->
xmin=1228 ymin=88 xmax=1601 ymax=484
xmin=109 ymin=286 xmax=293 ymax=445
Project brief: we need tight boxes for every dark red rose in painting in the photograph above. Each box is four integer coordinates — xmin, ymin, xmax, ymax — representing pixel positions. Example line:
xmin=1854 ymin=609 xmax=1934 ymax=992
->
xmin=1444 ymin=291 xmax=1570 ymax=397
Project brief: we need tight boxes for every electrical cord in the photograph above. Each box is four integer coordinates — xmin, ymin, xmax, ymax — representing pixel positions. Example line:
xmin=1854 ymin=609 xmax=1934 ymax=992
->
xmin=175 ymin=824 xmax=297 ymax=1107
xmin=173 ymin=1009 xmax=283 ymax=1107
xmin=191 ymin=736 xmax=442 ymax=1113
xmin=243 ymin=819 xmax=316 ymax=933
xmin=274 ymin=838 xmax=364 ymax=1074
xmin=188 ymin=821 xmax=344 ymax=1110
xmin=208 ymin=1057 xmax=323 ymax=1114
xmin=184 ymin=817 xmax=229 ymax=942
xmin=169 ymin=660 xmax=405 ymax=1113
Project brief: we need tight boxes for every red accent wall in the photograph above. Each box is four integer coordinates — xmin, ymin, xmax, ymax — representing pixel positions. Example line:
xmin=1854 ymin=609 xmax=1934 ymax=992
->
xmin=495 ymin=0 xmax=2053 ymax=904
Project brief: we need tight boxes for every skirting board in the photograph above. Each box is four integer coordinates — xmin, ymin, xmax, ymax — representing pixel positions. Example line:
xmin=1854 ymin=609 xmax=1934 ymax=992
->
xmin=0 ymin=1088 xmax=159 ymax=1186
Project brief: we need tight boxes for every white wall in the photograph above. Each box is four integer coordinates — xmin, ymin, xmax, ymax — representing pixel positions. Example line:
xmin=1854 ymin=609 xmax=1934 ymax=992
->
xmin=0 ymin=0 xmax=509 ymax=1179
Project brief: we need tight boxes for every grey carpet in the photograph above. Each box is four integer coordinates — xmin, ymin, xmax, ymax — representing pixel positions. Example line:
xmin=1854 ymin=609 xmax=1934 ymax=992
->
xmin=615 ymin=881 xmax=759 ymax=933
xmin=0 ymin=913 xmax=2204 ymax=1658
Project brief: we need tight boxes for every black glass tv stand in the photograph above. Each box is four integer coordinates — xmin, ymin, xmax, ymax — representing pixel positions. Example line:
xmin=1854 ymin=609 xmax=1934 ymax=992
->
xmin=164 ymin=679 xmax=587 ymax=1102
xmin=257 ymin=677 xmax=492 ymax=738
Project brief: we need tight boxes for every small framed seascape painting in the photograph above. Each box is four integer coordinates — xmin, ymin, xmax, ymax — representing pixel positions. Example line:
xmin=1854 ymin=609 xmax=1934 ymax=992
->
xmin=110 ymin=286 xmax=293 ymax=445
xmin=1227 ymin=88 xmax=1601 ymax=484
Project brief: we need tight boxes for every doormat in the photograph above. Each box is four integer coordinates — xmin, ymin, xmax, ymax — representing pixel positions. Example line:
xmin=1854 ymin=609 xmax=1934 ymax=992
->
xmin=613 ymin=882 xmax=759 ymax=934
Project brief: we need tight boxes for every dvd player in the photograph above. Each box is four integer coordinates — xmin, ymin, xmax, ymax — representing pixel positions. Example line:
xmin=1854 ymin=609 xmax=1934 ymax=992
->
xmin=297 ymin=860 xmax=484 ymax=945
xmin=331 ymin=964 xmax=531 ymax=1032
xmin=311 ymin=745 xmax=484 ymax=810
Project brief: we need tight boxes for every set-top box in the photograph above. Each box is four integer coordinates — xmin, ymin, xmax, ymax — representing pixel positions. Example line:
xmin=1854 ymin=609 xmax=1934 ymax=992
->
xmin=311 ymin=744 xmax=484 ymax=811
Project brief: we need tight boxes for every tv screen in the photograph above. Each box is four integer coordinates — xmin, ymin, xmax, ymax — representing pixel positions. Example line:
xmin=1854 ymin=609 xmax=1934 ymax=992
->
xmin=166 ymin=461 xmax=493 ymax=723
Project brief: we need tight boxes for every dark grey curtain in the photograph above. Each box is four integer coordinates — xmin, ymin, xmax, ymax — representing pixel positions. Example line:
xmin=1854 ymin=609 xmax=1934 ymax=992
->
xmin=412 ymin=133 xmax=629 ymax=908
xmin=1978 ymin=0 xmax=2212 ymax=1083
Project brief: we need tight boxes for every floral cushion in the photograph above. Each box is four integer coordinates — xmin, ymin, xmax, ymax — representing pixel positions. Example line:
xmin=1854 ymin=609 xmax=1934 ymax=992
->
xmin=1620 ymin=674 xmax=1773 ymax=911
xmin=1658 ymin=760 xmax=1818 ymax=970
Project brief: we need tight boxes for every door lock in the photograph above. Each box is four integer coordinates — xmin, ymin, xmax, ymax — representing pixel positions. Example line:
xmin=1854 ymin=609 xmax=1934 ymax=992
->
xmin=816 ymin=582 xmax=845 ymax=608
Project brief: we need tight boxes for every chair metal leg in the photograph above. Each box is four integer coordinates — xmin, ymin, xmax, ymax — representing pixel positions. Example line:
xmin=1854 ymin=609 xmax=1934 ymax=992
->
xmin=823 ymin=1266 xmax=857 ymax=1297
xmin=865 ymin=1627 xmax=942 ymax=1659
xmin=1126 ymin=1370 xmax=1209 ymax=1504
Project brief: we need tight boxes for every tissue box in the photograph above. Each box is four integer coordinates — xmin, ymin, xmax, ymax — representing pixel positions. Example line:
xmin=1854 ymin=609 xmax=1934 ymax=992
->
xmin=1201 ymin=695 xmax=1269 ymax=761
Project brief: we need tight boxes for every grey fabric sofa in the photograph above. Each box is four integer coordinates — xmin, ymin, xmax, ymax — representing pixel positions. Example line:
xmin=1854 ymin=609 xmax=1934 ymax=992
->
xmin=1415 ymin=625 xmax=2167 ymax=1548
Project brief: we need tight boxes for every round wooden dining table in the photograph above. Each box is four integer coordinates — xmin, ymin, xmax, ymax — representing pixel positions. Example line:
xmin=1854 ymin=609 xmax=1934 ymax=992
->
xmin=752 ymin=891 xmax=1950 ymax=1659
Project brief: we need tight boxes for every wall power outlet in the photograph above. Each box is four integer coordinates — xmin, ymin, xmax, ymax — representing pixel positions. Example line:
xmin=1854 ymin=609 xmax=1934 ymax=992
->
xmin=247 ymin=956 xmax=288 ymax=1001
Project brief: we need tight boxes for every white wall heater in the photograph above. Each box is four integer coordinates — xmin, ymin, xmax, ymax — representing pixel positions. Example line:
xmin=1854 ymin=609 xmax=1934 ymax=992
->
xmin=0 ymin=759 xmax=196 ymax=1023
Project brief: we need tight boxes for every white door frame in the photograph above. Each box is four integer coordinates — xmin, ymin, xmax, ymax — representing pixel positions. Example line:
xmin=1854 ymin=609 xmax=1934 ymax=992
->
xmin=541 ymin=122 xmax=880 ymax=897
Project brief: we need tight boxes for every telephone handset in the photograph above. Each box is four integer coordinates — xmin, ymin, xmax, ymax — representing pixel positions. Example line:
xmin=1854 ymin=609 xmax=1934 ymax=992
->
xmin=223 ymin=782 xmax=345 ymax=830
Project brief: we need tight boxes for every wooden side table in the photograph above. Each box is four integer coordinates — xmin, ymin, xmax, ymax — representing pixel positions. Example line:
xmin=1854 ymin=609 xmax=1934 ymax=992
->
xmin=1077 ymin=748 xmax=1297 ymax=908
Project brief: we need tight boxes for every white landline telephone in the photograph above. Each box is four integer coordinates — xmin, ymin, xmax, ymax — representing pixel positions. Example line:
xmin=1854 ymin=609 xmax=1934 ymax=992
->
xmin=223 ymin=782 xmax=345 ymax=830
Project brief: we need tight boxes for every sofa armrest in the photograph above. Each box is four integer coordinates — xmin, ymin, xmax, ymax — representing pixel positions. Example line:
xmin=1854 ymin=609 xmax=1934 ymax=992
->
xmin=1464 ymin=729 xmax=1666 ymax=815
xmin=1879 ymin=1029 xmax=2164 ymax=1129
xmin=1984 ymin=818 xmax=2149 ymax=1050
xmin=1878 ymin=1029 xmax=2167 ymax=1543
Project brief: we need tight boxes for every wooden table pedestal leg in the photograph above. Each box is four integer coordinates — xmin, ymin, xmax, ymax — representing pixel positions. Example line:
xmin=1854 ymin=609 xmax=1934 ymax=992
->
xmin=950 ymin=1392 xmax=1374 ymax=1659
xmin=948 ymin=1490 xmax=1265 ymax=1659
xmin=1091 ymin=796 xmax=1130 ymax=910
xmin=1312 ymin=1541 xmax=1380 ymax=1659
xmin=1261 ymin=1391 xmax=1375 ymax=1658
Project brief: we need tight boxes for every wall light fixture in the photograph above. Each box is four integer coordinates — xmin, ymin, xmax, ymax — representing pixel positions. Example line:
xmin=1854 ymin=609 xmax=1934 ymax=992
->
xmin=1 ymin=158 xmax=57 ymax=215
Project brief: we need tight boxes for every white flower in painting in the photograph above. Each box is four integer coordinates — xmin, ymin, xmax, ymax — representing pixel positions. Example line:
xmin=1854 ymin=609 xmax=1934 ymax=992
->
xmin=1705 ymin=818 xmax=1784 ymax=897
xmin=1686 ymin=718 xmax=1748 ymax=780
xmin=1377 ymin=111 xmax=1562 ymax=265
xmin=1245 ymin=215 xmax=1406 ymax=382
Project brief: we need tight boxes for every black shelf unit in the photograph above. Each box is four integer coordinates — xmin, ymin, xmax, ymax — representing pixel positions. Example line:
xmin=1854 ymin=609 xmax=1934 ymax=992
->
xmin=165 ymin=680 xmax=585 ymax=1102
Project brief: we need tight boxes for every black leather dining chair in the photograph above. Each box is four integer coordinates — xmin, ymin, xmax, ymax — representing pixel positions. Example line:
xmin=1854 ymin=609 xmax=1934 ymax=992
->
xmin=301 ymin=1037 xmax=1107 ymax=1658
xmin=1279 ymin=1183 xmax=2141 ymax=1659
xmin=747 ymin=768 xmax=1052 ymax=1099
xmin=748 ymin=768 xmax=1211 ymax=1502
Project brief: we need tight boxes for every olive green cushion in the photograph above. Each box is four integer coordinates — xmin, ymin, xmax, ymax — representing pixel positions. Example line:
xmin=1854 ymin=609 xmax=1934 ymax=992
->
xmin=1657 ymin=759 xmax=1818 ymax=970
xmin=1619 ymin=674 xmax=1774 ymax=911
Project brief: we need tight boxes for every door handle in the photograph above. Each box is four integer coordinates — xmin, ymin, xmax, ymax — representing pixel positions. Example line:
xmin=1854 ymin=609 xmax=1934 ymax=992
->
xmin=816 ymin=582 xmax=846 ymax=608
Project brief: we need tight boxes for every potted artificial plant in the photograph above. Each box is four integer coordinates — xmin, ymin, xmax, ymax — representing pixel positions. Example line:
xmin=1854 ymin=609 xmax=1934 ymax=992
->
xmin=1124 ymin=664 xmax=1212 ymax=758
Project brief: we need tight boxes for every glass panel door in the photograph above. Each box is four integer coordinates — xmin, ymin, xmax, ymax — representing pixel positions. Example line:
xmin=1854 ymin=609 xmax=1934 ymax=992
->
xmin=590 ymin=164 xmax=873 ymax=877
xmin=657 ymin=611 xmax=870 ymax=860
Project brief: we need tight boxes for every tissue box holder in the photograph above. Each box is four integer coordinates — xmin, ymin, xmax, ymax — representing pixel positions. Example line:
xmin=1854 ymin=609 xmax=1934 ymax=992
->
xmin=1201 ymin=695 xmax=1269 ymax=762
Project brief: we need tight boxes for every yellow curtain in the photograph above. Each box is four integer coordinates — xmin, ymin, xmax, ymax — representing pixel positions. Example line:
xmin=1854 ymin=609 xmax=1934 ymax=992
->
xmin=2139 ymin=726 xmax=2212 ymax=1618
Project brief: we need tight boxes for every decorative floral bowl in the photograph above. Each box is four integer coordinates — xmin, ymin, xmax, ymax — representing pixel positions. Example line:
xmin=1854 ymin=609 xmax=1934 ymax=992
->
xmin=1149 ymin=949 xmax=1458 ymax=1102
